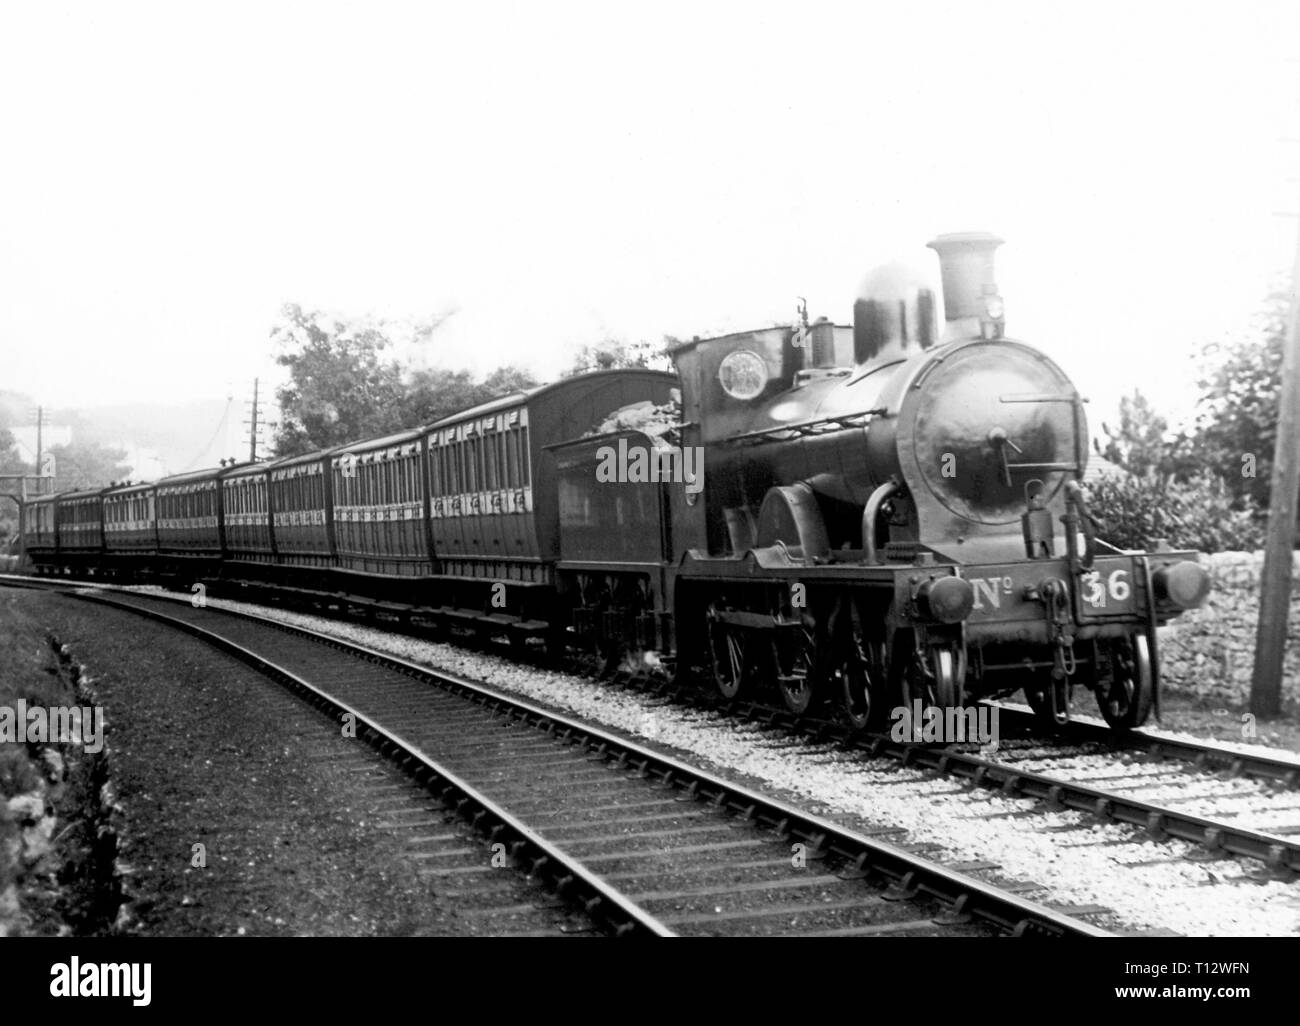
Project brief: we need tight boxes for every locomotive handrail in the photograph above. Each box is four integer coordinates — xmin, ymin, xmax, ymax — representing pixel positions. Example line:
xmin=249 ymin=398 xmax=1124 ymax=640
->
xmin=998 ymin=392 xmax=1087 ymax=403
xmin=717 ymin=409 xmax=887 ymax=448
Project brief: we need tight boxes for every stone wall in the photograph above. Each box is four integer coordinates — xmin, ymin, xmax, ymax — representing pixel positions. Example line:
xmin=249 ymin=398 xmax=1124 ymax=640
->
xmin=1158 ymin=551 xmax=1300 ymax=708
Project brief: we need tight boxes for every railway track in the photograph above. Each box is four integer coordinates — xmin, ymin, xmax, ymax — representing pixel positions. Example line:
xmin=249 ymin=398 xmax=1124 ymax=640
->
xmin=2 ymin=577 xmax=1114 ymax=937
xmin=8 ymin=574 xmax=1300 ymax=903
xmin=599 ymin=677 xmax=1300 ymax=880
xmin=12 ymin=572 xmax=1299 ymax=789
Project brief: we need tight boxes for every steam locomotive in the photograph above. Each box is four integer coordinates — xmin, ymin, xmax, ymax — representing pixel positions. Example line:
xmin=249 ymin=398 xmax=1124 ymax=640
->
xmin=21 ymin=232 xmax=1210 ymax=730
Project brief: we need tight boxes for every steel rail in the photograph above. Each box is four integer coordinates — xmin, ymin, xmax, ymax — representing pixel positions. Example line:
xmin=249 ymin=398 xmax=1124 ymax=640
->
xmin=989 ymin=702 xmax=1300 ymax=788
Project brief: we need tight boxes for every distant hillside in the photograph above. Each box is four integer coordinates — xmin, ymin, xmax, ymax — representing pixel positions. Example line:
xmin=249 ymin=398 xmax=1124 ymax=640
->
xmin=58 ymin=399 xmax=240 ymax=478
xmin=0 ymin=391 xmax=242 ymax=479
xmin=0 ymin=390 xmax=34 ymax=429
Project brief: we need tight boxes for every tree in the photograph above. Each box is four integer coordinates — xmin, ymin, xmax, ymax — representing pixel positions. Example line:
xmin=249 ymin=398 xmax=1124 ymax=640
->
xmin=47 ymin=440 xmax=130 ymax=492
xmin=481 ymin=365 xmax=540 ymax=396
xmin=396 ymin=365 xmax=538 ymax=428
xmin=1191 ymin=288 xmax=1288 ymax=509
xmin=272 ymin=303 xmax=543 ymax=453
xmin=0 ymin=426 xmax=24 ymax=476
xmin=0 ymin=426 xmax=25 ymax=547
xmin=271 ymin=304 xmax=408 ymax=454
xmin=1096 ymin=389 xmax=1200 ymax=484
xmin=1087 ymin=471 xmax=1263 ymax=553
xmin=569 ymin=337 xmax=674 ymax=375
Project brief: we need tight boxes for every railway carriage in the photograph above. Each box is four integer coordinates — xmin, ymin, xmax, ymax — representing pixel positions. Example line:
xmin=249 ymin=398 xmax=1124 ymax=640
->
xmin=54 ymin=489 xmax=106 ymax=576
xmin=23 ymin=493 xmax=60 ymax=572
xmin=154 ymin=467 xmax=231 ymax=579
xmin=103 ymin=482 xmax=158 ymax=578
xmin=267 ymin=448 xmax=339 ymax=585
xmin=330 ymin=429 xmax=429 ymax=582
xmin=220 ymin=460 xmax=277 ymax=569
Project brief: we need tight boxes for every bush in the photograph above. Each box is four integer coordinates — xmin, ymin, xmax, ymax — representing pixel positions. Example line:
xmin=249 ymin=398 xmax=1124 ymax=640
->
xmin=1085 ymin=472 xmax=1264 ymax=554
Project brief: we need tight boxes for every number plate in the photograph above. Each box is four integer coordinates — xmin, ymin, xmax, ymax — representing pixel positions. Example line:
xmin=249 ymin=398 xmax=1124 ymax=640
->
xmin=1075 ymin=558 xmax=1137 ymax=619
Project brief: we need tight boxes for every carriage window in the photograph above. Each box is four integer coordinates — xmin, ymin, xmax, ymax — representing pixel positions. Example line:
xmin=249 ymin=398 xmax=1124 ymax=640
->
xmin=491 ymin=431 xmax=504 ymax=490
xmin=518 ymin=427 xmax=530 ymax=486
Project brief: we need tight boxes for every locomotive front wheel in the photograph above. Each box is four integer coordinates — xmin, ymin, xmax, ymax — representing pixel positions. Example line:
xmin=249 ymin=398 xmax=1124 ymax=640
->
xmin=902 ymin=643 xmax=962 ymax=714
xmin=707 ymin=607 xmax=752 ymax=701
xmin=1096 ymin=634 xmax=1153 ymax=730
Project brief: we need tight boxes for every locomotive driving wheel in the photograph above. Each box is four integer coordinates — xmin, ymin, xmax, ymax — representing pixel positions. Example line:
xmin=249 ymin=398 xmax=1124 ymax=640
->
xmin=706 ymin=604 xmax=753 ymax=701
xmin=771 ymin=622 xmax=820 ymax=717
xmin=1095 ymin=634 xmax=1153 ymax=729
xmin=833 ymin=600 xmax=882 ymax=731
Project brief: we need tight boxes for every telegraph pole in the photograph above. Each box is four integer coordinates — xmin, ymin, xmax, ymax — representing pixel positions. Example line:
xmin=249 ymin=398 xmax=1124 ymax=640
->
xmin=29 ymin=406 xmax=48 ymax=494
xmin=1250 ymin=193 xmax=1300 ymax=718
xmin=243 ymin=378 xmax=261 ymax=462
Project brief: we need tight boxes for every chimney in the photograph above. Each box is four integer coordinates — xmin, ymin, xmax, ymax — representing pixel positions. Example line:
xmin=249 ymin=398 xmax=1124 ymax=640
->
xmin=926 ymin=232 xmax=1005 ymax=340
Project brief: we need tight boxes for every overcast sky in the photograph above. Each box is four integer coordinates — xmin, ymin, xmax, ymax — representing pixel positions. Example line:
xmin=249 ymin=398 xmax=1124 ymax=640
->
xmin=2 ymin=1 xmax=1297 ymax=452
